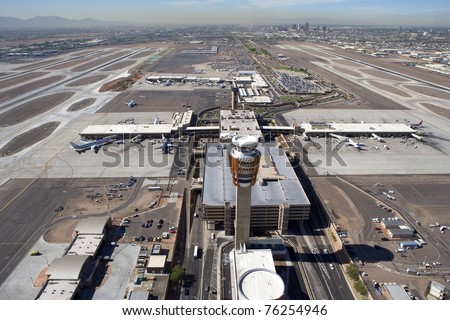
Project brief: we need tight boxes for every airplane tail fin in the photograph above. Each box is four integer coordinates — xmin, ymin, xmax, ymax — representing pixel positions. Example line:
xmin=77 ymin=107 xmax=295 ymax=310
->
xmin=419 ymin=120 xmax=423 ymax=125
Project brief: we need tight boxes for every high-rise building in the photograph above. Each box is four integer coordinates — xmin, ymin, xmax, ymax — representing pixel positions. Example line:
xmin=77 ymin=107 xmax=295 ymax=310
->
xmin=305 ymin=22 xmax=309 ymax=31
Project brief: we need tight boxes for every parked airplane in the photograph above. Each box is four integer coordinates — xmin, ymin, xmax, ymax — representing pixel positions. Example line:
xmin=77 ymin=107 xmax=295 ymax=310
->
xmin=371 ymin=133 xmax=385 ymax=142
xmin=153 ymin=117 xmax=161 ymax=125
xmin=410 ymin=120 xmax=423 ymax=129
xmin=155 ymin=135 xmax=176 ymax=154
xmin=330 ymin=133 xmax=365 ymax=149
xmin=124 ymin=99 xmax=137 ymax=108
xmin=346 ymin=138 xmax=365 ymax=150
xmin=70 ymin=137 xmax=114 ymax=154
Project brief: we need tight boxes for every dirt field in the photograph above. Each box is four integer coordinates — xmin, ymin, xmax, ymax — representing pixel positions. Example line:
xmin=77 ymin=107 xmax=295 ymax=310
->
xmin=100 ymin=60 xmax=137 ymax=72
xmin=44 ymin=57 xmax=91 ymax=70
xmin=334 ymin=59 xmax=365 ymax=68
xmin=65 ymin=75 xmax=109 ymax=87
xmin=368 ymin=81 xmax=412 ymax=97
xmin=0 ymin=121 xmax=60 ymax=156
xmin=0 ymin=91 xmax=75 ymax=127
xmin=333 ymin=66 xmax=363 ymax=77
xmin=0 ymin=75 xmax=66 ymax=104
xmin=12 ymin=58 xmax=60 ymax=71
xmin=363 ymin=69 xmax=406 ymax=81
xmin=99 ymin=71 xmax=144 ymax=92
xmin=43 ymin=219 xmax=79 ymax=243
xmin=404 ymin=85 xmax=450 ymax=100
xmin=70 ymin=51 xmax=131 ymax=72
xmin=67 ymin=98 xmax=97 ymax=112
xmin=129 ymin=50 xmax=155 ymax=59
xmin=0 ymin=71 xmax=48 ymax=89
xmin=421 ymin=103 xmax=450 ymax=120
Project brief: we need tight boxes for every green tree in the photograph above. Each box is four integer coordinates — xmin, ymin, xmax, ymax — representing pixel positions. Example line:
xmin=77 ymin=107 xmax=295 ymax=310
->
xmin=345 ymin=263 xmax=360 ymax=281
xmin=354 ymin=279 xmax=368 ymax=296
xmin=169 ymin=265 xmax=184 ymax=283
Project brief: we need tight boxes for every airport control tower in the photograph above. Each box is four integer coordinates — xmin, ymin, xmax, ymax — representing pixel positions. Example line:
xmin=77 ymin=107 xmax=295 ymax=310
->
xmin=229 ymin=135 xmax=261 ymax=251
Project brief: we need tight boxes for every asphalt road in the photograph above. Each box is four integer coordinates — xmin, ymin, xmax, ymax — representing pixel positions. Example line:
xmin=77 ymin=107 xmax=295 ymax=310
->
xmin=182 ymin=200 xmax=204 ymax=300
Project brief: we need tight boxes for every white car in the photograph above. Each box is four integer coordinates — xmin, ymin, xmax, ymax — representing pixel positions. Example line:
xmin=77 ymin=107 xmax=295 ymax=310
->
xmin=329 ymin=264 xmax=335 ymax=270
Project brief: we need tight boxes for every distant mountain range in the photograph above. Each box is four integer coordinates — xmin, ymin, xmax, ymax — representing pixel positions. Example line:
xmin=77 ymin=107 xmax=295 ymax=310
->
xmin=0 ymin=16 xmax=122 ymax=29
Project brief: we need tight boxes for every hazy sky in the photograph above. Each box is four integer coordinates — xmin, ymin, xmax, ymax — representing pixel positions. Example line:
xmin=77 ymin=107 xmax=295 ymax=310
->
xmin=1 ymin=0 xmax=449 ymax=26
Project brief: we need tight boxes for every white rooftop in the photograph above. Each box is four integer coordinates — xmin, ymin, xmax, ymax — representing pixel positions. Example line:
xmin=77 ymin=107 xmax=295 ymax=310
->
xmin=147 ymin=255 xmax=167 ymax=269
xmin=66 ymin=235 xmax=103 ymax=256
xmin=301 ymin=122 xmax=415 ymax=134
xmin=220 ymin=109 xmax=263 ymax=140
xmin=75 ymin=216 xmax=110 ymax=235
xmin=38 ymin=280 xmax=80 ymax=300
xmin=231 ymin=249 xmax=285 ymax=300
xmin=81 ymin=124 xmax=173 ymax=136
xmin=46 ymin=255 xmax=91 ymax=280
xmin=384 ymin=285 xmax=411 ymax=300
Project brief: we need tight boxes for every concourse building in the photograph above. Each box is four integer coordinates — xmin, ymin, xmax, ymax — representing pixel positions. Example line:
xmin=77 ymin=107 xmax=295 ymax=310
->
xmin=300 ymin=122 xmax=415 ymax=138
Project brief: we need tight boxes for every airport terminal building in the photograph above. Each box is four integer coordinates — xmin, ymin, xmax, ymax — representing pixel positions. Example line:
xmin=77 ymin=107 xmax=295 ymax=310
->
xmin=301 ymin=122 xmax=415 ymax=138
xmin=201 ymin=142 xmax=310 ymax=235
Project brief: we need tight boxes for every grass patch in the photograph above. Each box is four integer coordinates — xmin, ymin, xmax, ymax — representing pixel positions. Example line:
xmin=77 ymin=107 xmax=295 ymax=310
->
xmin=280 ymin=95 xmax=304 ymax=103
xmin=276 ymin=65 xmax=307 ymax=73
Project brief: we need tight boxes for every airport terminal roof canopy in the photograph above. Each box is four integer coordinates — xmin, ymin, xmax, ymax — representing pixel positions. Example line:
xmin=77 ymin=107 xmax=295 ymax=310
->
xmin=46 ymin=255 xmax=91 ymax=280
xmin=80 ymin=124 xmax=173 ymax=136
xmin=75 ymin=216 xmax=110 ymax=235
xmin=301 ymin=122 xmax=415 ymax=135
xmin=233 ymin=249 xmax=285 ymax=300
xmin=202 ymin=142 xmax=310 ymax=207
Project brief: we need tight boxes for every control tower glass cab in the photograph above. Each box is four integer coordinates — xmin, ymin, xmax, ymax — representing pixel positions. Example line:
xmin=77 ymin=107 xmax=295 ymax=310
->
xmin=229 ymin=135 xmax=261 ymax=187
xmin=228 ymin=135 xmax=261 ymax=251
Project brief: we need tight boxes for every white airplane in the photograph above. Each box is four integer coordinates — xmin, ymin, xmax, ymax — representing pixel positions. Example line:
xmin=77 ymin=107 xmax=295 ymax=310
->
xmin=155 ymin=135 xmax=176 ymax=154
xmin=70 ymin=137 xmax=114 ymax=154
xmin=330 ymin=134 xmax=365 ymax=149
xmin=123 ymin=99 xmax=136 ymax=108
xmin=346 ymin=138 xmax=365 ymax=150
xmin=153 ymin=117 xmax=161 ymax=125
xmin=371 ymin=133 xmax=385 ymax=142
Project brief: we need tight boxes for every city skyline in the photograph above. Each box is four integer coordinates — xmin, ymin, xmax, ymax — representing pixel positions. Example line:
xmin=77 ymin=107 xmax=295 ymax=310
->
xmin=1 ymin=0 xmax=449 ymax=27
